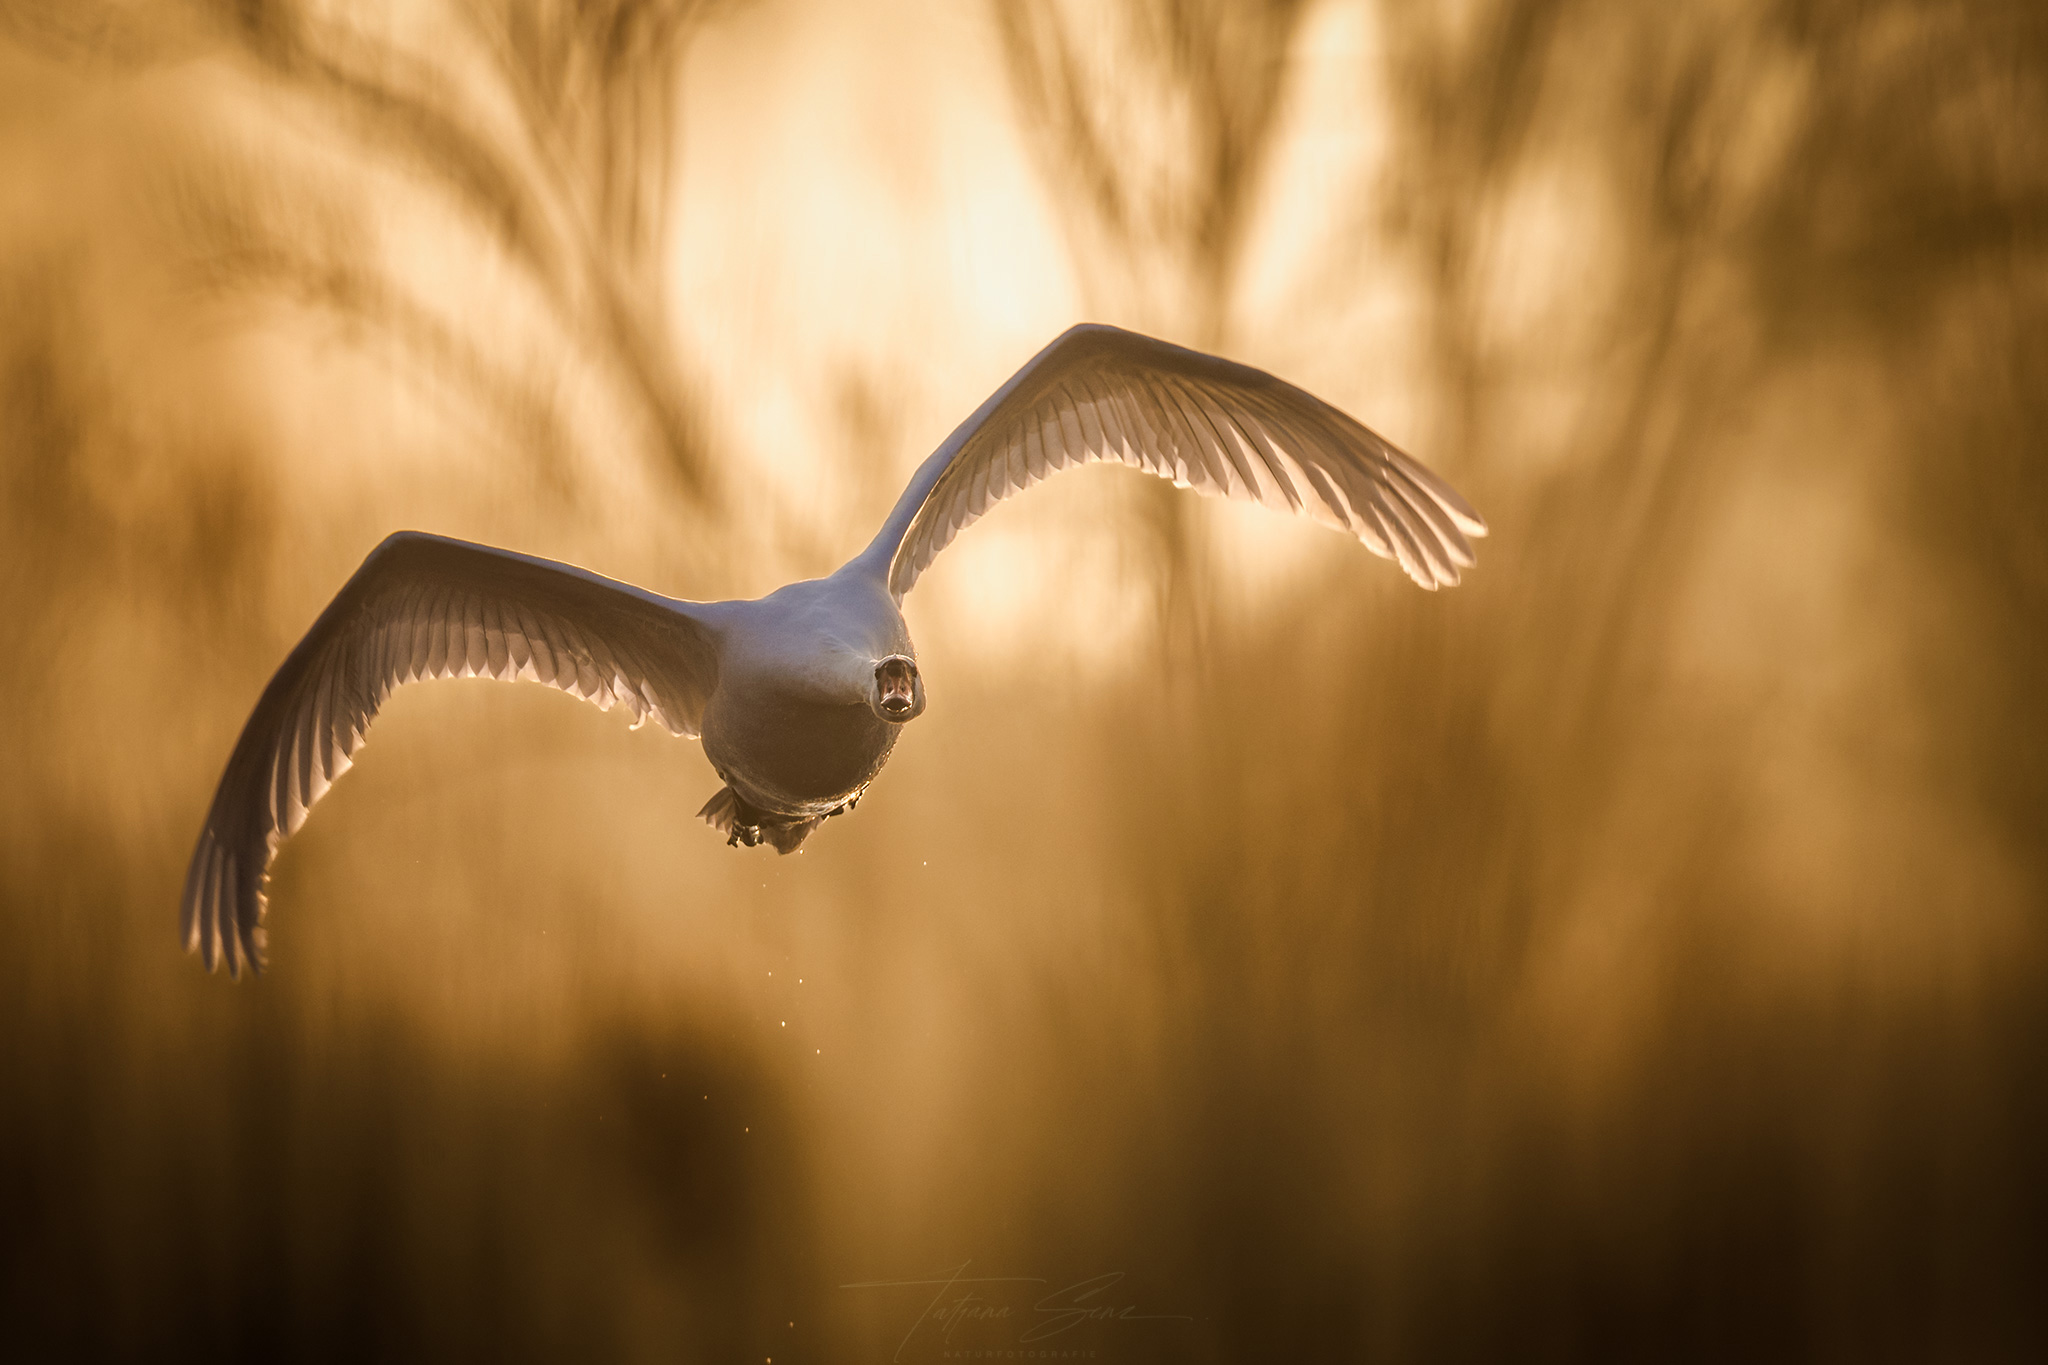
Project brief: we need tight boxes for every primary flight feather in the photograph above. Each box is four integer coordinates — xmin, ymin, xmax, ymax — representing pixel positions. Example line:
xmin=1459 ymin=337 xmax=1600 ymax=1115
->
xmin=183 ymin=324 xmax=1486 ymax=974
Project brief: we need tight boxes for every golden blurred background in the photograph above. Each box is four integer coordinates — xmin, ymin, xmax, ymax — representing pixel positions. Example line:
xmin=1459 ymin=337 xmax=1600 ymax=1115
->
xmin=3 ymin=0 xmax=2045 ymax=1359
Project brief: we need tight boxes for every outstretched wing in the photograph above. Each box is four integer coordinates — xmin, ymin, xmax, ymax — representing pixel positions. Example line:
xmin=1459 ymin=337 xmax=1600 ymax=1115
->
xmin=871 ymin=324 xmax=1487 ymax=598
xmin=182 ymin=531 xmax=719 ymax=976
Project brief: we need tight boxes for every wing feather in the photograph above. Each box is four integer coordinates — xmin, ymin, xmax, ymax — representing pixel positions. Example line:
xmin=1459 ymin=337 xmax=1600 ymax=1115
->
xmin=968 ymin=442 xmax=995 ymax=516
xmin=482 ymin=595 xmax=508 ymax=678
xmin=1115 ymin=387 xmax=1171 ymax=479
xmin=1387 ymin=465 xmax=1475 ymax=567
xmin=518 ymin=597 xmax=557 ymax=685
xmin=1131 ymin=377 xmax=1190 ymax=489
xmin=1175 ymin=378 xmax=1256 ymax=499
xmin=1006 ymin=414 xmax=1032 ymax=490
xmin=1026 ymin=397 xmax=1056 ymax=472
xmin=1073 ymin=383 xmax=1108 ymax=457
xmin=1054 ymin=388 xmax=1089 ymax=471
xmin=424 ymin=587 xmax=450 ymax=679
xmin=1232 ymin=402 xmax=1303 ymax=512
xmin=182 ymin=532 xmax=718 ymax=976
xmin=1199 ymin=386 xmax=1274 ymax=504
xmin=1141 ymin=375 xmax=1209 ymax=494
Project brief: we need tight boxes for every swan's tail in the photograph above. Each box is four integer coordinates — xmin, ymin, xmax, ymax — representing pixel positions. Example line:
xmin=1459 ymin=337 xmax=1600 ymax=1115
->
xmin=697 ymin=786 xmax=823 ymax=854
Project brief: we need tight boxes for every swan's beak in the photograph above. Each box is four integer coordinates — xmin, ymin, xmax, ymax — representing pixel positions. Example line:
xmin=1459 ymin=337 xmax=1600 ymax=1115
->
xmin=874 ymin=655 xmax=922 ymax=722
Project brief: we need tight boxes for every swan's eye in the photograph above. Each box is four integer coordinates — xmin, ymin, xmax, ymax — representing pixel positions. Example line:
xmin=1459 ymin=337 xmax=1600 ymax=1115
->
xmin=876 ymin=657 xmax=917 ymax=716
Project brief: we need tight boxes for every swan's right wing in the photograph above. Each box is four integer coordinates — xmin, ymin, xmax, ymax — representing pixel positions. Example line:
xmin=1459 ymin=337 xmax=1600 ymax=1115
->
xmin=182 ymin=531 xmax=719 ymax=976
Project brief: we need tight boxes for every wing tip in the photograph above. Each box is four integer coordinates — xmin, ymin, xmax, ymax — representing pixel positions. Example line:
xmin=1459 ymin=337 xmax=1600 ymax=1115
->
xmin=1398 ymin=557 xmax=1448 ymax=591
xmin=181 ymin=828 xmax=270 ymax=980
xmin=1386 ymin=448 xmax=1488 ymax=537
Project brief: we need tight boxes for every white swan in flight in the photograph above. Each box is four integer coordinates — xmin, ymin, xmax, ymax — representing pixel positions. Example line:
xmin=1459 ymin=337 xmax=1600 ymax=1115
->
xmin=182 ymin=324 xmax=1487 ymax=974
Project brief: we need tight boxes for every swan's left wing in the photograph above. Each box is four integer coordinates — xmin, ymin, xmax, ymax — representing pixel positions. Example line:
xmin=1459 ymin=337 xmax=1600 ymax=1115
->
xmin=868 ymin=324 xmax=1486 ymax=598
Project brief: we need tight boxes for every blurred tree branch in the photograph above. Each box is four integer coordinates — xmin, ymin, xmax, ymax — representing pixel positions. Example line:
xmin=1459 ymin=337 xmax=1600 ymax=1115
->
xmin=5 ymin=0 xmax=725 ymax=502
xmin=992 ymin=0 xmax=1312 ymax=662
xmin=215 ymin=0 xmax=716 ymax=496
xmin=993 ymin=0 xmax=1309 ymax=342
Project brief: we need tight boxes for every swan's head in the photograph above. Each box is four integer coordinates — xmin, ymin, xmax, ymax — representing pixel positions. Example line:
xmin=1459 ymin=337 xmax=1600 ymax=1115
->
xmin=871 ymin=655 xmax=925 ymax=723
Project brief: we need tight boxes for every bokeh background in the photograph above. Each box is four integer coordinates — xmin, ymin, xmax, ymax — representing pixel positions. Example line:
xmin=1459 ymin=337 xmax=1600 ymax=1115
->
xmin=4 ymin=0 xmax=2046 ymax=1359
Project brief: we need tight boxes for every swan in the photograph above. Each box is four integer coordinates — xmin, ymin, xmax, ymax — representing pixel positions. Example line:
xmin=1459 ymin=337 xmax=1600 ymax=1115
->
xmin=182 ymin=324 xmax=1487 ymax=974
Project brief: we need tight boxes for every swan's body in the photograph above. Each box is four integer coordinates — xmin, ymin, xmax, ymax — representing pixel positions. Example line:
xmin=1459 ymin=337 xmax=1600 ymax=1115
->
xmin=693 ymin=568 xmax=918 ymax=846
xmin=183 ymin=324 xmax=1487 ymax=974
